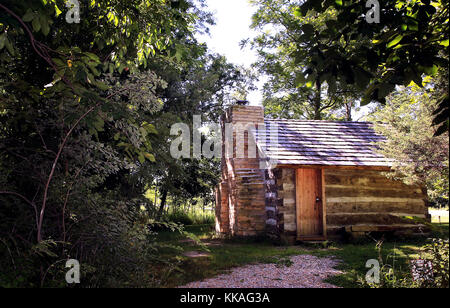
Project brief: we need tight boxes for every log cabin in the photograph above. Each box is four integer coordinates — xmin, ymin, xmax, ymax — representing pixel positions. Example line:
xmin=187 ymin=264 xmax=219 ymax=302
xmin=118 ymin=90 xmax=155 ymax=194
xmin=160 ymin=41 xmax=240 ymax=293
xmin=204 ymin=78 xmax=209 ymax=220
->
xmin=215 ymin=105 xmax=430 ymax=241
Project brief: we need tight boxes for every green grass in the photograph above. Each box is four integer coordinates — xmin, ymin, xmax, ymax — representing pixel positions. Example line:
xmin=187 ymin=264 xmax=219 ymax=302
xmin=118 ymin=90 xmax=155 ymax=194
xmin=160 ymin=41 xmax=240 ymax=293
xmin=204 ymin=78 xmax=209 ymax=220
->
xmin=154 ymin=224 xmax=449 ymax=288
xmin=162 ymin=209 xmax=215 ymax=226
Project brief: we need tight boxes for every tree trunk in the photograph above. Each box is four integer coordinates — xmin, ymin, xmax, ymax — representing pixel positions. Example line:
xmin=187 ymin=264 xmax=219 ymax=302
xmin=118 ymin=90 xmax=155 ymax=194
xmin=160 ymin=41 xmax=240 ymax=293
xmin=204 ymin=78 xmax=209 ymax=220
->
xmin=157 ymin=188 xmax=168 ymax=220
xmin=346 ymin=100 xmax=353 ymax=121
xmin=314 ymin=80 xmax=322 ymax=120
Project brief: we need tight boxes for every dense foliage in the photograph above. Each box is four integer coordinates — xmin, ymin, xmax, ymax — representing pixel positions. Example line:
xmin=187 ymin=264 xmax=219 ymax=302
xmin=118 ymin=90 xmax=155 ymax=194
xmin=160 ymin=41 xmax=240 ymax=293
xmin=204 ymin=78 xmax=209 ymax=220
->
xmin=369 ymin=74 xmax=449 ymax=206
xmin=249 ymin=0 xmax=448 ymax=126
xmin=0 ymin=0 xmax=247 ymax=287
xmin=249 ymin=0 xmax=364 ymax=120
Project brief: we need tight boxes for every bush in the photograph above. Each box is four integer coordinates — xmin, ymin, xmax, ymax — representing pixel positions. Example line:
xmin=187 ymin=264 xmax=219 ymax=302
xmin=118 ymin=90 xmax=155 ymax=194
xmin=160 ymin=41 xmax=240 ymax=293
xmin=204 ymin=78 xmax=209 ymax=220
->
xmin=165 ymin=211 xmax=194 ymax=226
xmin=364 ymin=238 xmax=449 ymax=288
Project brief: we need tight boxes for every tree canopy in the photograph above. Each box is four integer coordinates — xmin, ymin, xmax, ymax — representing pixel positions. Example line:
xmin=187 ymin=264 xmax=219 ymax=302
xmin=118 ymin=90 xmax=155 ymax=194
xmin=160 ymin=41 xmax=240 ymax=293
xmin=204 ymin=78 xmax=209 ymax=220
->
xmin=370 ymin=73 xmax=449 ymax=205
xmin=249 ymin=0 xmax=368 ymax=120
xmin=251 ymin=0 xmax=448 ymax=131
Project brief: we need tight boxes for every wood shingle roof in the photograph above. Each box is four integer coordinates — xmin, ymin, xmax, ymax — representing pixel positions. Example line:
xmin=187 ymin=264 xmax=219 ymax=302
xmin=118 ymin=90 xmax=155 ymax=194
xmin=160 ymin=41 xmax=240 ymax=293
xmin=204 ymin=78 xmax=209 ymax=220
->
xmin=255 ymin=119 xmax=394 ymax=167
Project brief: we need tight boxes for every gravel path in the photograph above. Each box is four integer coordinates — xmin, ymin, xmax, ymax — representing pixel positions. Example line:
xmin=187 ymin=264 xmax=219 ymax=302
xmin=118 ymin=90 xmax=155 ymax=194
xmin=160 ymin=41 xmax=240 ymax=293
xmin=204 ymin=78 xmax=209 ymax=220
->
xmin=180 ymin=255 xmax=343 ymax=288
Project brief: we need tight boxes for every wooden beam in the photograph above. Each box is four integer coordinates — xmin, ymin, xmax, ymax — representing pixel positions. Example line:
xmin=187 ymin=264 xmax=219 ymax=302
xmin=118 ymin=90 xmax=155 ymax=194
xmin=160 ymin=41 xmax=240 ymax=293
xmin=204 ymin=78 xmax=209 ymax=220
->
xmin=321 ymin=168 xmax=327 ymax=240
xmin=276 ymin=164 xmax=391 ymax=171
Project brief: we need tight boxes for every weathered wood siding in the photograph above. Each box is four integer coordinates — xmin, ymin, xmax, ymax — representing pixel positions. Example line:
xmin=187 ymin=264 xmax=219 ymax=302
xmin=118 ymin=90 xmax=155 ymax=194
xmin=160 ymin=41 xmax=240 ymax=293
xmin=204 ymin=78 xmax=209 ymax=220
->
xmin=324 ymin=169 xmax=428 ymax=236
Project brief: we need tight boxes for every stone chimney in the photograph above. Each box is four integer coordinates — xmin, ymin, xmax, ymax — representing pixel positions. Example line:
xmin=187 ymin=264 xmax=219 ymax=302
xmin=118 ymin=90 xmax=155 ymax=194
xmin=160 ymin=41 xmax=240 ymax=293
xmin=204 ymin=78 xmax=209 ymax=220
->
xmin=215 ymin=106 xmax=268 ymax=237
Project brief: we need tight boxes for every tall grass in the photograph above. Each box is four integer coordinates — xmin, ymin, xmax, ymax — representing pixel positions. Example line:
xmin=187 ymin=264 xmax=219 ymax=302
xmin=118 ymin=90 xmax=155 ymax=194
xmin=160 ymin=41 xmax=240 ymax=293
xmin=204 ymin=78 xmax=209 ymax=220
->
xmin=145 ymin=187 xmax=215 ymax=226
xmin=165 ymin=207 xmax=215 ymax=226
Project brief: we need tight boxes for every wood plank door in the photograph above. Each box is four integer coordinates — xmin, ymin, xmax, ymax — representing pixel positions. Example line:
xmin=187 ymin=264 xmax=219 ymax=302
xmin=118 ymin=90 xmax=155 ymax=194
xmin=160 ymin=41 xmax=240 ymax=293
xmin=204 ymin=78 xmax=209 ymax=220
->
xmin=296 ymin=168 xmax=324 ymax=240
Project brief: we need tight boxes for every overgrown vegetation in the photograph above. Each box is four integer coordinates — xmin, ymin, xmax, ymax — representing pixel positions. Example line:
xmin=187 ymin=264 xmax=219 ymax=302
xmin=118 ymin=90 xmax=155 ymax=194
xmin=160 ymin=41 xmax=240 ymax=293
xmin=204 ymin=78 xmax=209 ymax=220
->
xmin=369 ymin=73 xmax=449 ymax=206
xmin=360 ymin=238 xmax=449 ymax=288
xmin=0 ymin=0 xmax=249 ymax=287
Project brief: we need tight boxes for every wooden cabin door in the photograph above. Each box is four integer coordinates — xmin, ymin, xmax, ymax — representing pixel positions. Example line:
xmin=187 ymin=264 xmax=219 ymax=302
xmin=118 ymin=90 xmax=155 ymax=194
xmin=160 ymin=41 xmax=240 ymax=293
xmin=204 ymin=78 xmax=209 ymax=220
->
xmin=296 ymin=168 xmax=325 ymax=240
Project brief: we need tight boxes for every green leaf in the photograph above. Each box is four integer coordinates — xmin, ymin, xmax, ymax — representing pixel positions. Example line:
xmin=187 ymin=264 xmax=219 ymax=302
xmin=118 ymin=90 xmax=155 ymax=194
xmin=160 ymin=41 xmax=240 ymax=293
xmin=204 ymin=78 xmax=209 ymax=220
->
xmin=144 ymin=123 xmax=158 ymax=135
xmin=138 ymin=153 xmax=145 ymax=164
xmin=0 ymin=33 xmax=6 ymax=50
xmin=108 ymin=63 xmax=115 ymax=74
xmin=144 ymin=153 xmax=156 ymax=162
xmin=40 ymin=15 xmax=50 ymax=36
xmin=439 ymin=39 xmax=449 ymax=47
xmin=89 ymin=64 xmax=101 ymax=76
xmin=422 ymin=65 xmax=438 ymax=76
xmin=95 ymin=81 xmax=110 ymax=91
xmin=387 ymin=35 xmax=403 ymax=48
xmin=52 ymin=58 xmax=65 ymax=68
xmin=4 ymin=38 xmax=14 ymax=55
xmin=84 ymin=52 xmax=100 ymax=62
xmin=22 ymin=10 xmax=35 ymax=22
xmin=93 ymin=117 xmax=105 ymax=132
xmin=295 ymin=73 xmax=306 ymax=87
xmin=32 ymin=17 xmax=41 ymax=32
xmin=87 ymin=73 xmax=95 ymax=84
xmin=139 ymin=127 xmax=148 ymax=138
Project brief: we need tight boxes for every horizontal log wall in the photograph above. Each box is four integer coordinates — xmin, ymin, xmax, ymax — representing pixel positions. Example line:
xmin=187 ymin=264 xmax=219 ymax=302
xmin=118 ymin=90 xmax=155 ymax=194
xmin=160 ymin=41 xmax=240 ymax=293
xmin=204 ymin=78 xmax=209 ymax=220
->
xmin=324 ymin=169 xmax=428 ymax=235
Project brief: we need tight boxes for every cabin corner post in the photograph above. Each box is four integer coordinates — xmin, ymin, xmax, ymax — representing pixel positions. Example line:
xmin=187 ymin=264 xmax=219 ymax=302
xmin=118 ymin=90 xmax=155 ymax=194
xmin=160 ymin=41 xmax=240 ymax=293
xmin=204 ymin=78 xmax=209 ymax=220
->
xmin=215 ymin=182 xmax=230 ymax=235
xmin=215 ymin=113 xmax=231 ymax=236
xmin=321 ymin=168 xmax=327 ymax=239
xmin=264 ymin=168 xmax=279 ymax=239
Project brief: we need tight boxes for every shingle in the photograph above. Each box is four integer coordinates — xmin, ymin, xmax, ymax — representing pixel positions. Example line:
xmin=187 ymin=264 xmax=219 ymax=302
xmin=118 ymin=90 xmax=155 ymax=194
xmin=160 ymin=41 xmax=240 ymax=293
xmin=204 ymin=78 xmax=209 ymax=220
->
xmin=255 ymin=119 xmax=392 ymax=167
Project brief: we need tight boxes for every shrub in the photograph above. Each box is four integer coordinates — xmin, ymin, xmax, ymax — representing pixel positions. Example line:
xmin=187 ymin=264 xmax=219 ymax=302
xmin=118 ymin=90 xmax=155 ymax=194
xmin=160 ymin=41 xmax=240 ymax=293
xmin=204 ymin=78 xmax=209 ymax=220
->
xmin=364 ymin=238 xmax=449 ymax=288
xmin=165 ymin=211 xmax=194 ymax=226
